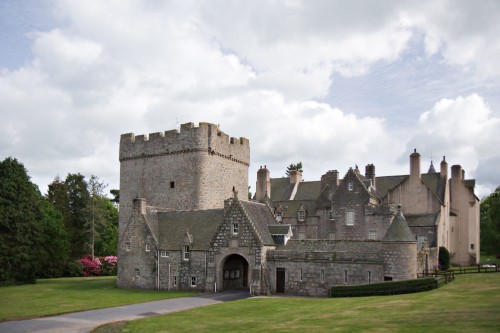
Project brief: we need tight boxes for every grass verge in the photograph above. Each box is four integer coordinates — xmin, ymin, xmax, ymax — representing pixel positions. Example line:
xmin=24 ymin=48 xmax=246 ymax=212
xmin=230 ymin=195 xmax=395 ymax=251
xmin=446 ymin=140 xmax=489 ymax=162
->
xmin=0 ymin=276 xmax=198 ymax=321
xmin=101 ymin=273 xmax=500 ymax=333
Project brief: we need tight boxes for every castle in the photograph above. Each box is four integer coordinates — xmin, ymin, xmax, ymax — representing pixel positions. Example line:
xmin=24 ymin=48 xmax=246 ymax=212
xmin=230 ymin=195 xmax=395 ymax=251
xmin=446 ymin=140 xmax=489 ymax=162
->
xmin=117 ymin=122 xmax=480 ymax=296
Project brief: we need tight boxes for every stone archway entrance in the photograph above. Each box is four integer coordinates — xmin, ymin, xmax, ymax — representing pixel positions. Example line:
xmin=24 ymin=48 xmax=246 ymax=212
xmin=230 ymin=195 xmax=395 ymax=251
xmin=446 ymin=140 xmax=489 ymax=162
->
xmin=222 ymin=254 xmax=249 ymax=290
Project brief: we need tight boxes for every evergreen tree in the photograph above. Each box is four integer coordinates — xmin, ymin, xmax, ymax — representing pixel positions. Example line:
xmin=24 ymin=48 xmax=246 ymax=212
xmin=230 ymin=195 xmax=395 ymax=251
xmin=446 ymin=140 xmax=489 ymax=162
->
xmin=286 ymin=162 xmax=303 ymax=176
xmin=93 ymin=196 xmax=119 ymax=256
xmin=65 ymin=173 xmax=91 ymax=259
xmin=0 ymin=158 xmax=43 ymax=285
xmin=480 ymin=186 xmax=500 ymax=256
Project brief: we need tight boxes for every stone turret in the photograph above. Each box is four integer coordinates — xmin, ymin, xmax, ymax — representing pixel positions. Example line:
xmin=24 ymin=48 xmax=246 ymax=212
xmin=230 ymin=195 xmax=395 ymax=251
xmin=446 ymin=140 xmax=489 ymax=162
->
xmin=440 ymin=156 xmax=448 ymax=178
xmin=382 ymin=205 xmax=417 ymax=281
xmin=365 ymin=164 xmax=376 ymax=188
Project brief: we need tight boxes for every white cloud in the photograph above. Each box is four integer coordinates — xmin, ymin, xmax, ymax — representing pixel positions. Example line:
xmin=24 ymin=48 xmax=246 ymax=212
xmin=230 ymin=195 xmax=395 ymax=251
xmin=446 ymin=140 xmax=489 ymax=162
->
xmin=405 ymin=93 xmax=500 ymax=196
xmin=1 ymin=0 xmax=499 ymax=197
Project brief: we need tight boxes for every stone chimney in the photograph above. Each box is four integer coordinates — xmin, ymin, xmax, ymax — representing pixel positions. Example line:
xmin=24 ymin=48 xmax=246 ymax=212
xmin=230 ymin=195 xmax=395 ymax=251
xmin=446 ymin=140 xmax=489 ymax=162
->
xmin=410 ymin=149 xmax=421 ymax=180
xmin=440 ymin=156 xmax=448 ymax=178
xmin=365 ymin=164 xmax=376 ymax=188
xmin=451 ymin=165 xmax=462 ymax=182
xmin=133 ymin=197 xmax=147 ymax=215
xmin=256 ymin=165 xmax=271 ymax=202
xmin=289 ymin=170 xmax=303 ymax=184
xmin=321 ymin=170 xmax=339 ymax=189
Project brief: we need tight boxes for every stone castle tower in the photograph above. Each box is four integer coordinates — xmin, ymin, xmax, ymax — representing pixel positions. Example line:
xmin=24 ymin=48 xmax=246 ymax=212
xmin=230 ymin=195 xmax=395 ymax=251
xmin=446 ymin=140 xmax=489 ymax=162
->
xmin=119 ymin=122 xmax=250 ymax=229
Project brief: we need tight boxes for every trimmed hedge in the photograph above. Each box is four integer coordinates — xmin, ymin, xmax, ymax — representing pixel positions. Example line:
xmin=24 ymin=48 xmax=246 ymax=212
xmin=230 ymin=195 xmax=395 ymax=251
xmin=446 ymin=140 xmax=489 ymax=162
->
xmin=330 ymin=278 xmax=437 ymax=297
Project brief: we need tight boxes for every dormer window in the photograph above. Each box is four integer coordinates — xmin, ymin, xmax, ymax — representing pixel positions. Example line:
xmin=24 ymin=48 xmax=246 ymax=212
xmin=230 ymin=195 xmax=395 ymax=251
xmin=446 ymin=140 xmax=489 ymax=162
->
xmin=183 ymin=245 xmax=190 ymax=260
xmin=348 ymin=182 xmax=353 ymax=191
xmin=276 ymin=211 xmax=283 ymax=223
xmin=298 ymin=211 xmax=306 ymax=222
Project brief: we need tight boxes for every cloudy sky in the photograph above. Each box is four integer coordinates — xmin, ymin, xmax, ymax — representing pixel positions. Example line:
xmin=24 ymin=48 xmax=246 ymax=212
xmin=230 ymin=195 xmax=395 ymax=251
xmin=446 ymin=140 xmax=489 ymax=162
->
xmin=1 ymin=0 xmax=499 ymax=198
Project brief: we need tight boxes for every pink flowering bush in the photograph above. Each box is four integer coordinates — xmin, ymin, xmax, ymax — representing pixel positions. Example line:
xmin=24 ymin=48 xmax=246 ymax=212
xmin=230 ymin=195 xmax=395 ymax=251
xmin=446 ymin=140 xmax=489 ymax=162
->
xmin=79 ymin=255 xmax=117 ymax=276
xmin=79 ymin=255 xmax=102 ymax=276
xmin=102 ymin=256 xmax=118 ymax=276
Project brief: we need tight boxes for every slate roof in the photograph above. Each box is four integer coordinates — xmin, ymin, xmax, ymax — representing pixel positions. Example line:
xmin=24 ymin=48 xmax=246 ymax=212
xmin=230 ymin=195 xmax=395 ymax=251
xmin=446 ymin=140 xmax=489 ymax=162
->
xmin=421 ymin=173 xmax=446 ymax=203
xmin=270 ymin=178 xmax=294 ymax=201
xmin=273 ymin=200 xmax=317 ymax=218
xmin=383 ymin=208 xmax=416 ymax=242
xmin=157 ymin=209 xmax=224 ymax=250
xmin=294 ymin=181 xmax=322 ymax=200
xmin=239 ymin=200 xmax=276 ymax=245
xmin=268 ymin=224 xmax=292 ymax=234
xmin=374 ymin=175 xmax=408 ymax=199
xmin=405 ymin=213 xmax=440 ymax=227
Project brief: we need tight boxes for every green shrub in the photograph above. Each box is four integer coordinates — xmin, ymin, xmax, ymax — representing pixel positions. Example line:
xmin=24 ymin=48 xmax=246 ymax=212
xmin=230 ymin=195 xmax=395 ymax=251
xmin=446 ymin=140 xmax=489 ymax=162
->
xmin=330 ymin=278 xmax=437 ymax=297
xmin=439 ymin=246 xmax=450 ymax=269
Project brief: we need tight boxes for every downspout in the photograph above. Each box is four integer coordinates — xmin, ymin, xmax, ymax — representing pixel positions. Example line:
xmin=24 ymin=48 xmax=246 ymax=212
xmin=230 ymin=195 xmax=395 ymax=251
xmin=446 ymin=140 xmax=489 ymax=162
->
xmin=157 ymin=250 xmax=160 ymax=291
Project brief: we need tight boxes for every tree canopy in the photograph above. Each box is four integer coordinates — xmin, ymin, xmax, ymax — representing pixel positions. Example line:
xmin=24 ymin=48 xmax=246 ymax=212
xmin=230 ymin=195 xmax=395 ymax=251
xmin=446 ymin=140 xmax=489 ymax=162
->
xmin=480 ymin=186 xmax=500 ymax=256
xmin=286 ymin=162 xmax=303 ymax=176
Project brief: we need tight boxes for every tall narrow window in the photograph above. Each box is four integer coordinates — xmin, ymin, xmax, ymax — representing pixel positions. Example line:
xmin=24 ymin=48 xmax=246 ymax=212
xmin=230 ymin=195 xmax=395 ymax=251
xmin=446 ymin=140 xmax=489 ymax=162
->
xmin=232 ymin=223 xmax=239 ymax=235
xmin=329 ymin=210 xmax=334 ymax=220
xmin=299 ymin=268 xmax=303 ymax=281
xmin=320 ymin=269 xmax=325 ymax=283
xmin=191 ymin=276 xmax=197 ymax=287
xmin=344 ymin=270 xmax=348 ymax=283
xmin=417 ymin=235 xmax=427 ymax=251
xmin=346 ymin=211 xmax=355 ymax=226
xmin=135 ymin=268 xmax=140 ymax=277
xmin=126 ymin=243 xmax=131 ymax=251
xmin=348 ymin=182 xmax=353 ymax=191
xmin=173 ymin=275 xmax=177 ymax=286
xmin=170 ymin=181 xmax=175 ymax=188
xmin=145 ymin=244 xmax=150 ymax=252
xmin=276 ymin=211 xmax=282 ymax=222
xmin=183 ymin=245 xmax=190 ymax=260
xmin=368 ymin=271 xmax=372 ymax=283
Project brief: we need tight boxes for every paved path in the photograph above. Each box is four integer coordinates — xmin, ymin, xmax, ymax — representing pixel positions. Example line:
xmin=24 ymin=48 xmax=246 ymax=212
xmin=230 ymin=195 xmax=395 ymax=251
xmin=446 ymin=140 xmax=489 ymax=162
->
xmin=0 ymin=290 xmax=250 ymax=333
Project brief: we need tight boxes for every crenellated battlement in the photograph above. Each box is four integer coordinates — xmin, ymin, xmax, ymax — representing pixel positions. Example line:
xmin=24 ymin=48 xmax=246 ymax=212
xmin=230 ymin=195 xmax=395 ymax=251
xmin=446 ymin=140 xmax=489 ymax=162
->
xmin=119 ymin=122 xmax=250 ymax=165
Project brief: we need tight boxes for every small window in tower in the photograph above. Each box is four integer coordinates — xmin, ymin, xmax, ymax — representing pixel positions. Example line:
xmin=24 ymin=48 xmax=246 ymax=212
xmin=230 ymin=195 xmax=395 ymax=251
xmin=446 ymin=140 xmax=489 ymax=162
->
xmin=191 ymin=276 xmax=197 ymax=287
xmin=145 ymin=244 xmax=150 ymax=252
xmin=299 ymin=268 xmax=303 ymax=281
xmin=329 ymin=210 xmax=334 ymax=220
xmin=368 ymin=271 xmax=372 ymax=283
xmin=135 ymin=268 xmax=140 ymax=277
xmin=173 ymin=275 xmax=177 ymax=286
xmin=470 ymin=244 xmax=475 ymax=250
xmin=320 ymin=269 xmax=325 ymax=283
xmin=344 ymin=270 xmax=348 ymax=283
xmin=126 ymin=243 xmax=131 ymax=251
xmin=232 ymin=223 xmax=239 ymax=235
xmin=170 ymin=181 xmax=175 ymax=188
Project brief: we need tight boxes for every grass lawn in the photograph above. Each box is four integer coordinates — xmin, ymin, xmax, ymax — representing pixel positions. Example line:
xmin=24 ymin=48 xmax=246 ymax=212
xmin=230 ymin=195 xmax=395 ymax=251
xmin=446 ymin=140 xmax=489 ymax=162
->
xmin=102 ymin=273 xmax=500 ymax=333
xmin=0 ymin=276 xmax=198 ymax=321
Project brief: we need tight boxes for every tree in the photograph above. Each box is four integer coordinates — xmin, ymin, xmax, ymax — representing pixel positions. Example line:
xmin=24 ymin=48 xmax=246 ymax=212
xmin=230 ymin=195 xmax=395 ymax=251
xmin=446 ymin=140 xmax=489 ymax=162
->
xmin=88 ymin=175 xmax=108 ymax=259
xmin=286 ymin=162 xmax=303 ymax=176
xmin=0 ymin=158 xmax=43 ymax=285
xmin=110 ymin=189 xmax=120 ymax=205
xmin=65 ymin=173 xmax=91 ymax=259
xmin=480 ymin=186 xmax=500 ymax=256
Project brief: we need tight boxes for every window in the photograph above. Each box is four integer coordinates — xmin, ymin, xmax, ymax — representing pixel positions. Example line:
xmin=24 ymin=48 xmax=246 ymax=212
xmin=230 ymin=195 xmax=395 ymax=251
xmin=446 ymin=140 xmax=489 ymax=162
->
xmin=299 ymin=269 xmax=303 ymax=281
xmin=329 ymin=210 xmax=334 ymax=220
xmin=329 ymin=232 xmax=336 ymax=240
xmin=232 ymin=223 xmax=239 ymax=235
xmin=276 ymin=211 xmax=282 ymax=222
xmin=298 ymin=232 xmax=306 ymax=240
xmin=183 ymin=245 xmax=190 ymax=260
xmin=161 ymin=251 xmax=168 ymax=257
xmin=384 ymin=276 xmax=393 ymax=281
xmin=368 ymin=271 xmax=372 ymax=283
xmin=145 ymin=244 xmax=150 ymax=252
xmin=170 ymin=181 xmax=175 ymax=188
xmin=298 ymin=211 xmax=306 ymax=222
xmin=126 ymin=243 xmax=131 ymax=251
xmin=368 ymin=230 xmax=377 ymax=240
xmin=344 ymin=270 xmax=348 ymax=283
xmin=320 ymin=269 xmax=325 ymax=283
xmin=348 ymin=182 xmax=353 ymax=191
xmin=173 ymin=275 xmax=177 ymax=286
xmin=417 ymin=235 xmax=427 ymax=251
xmin=470 ymin=244 xmax=475 ymax=250
xmin=346 ymin=211 xmax=354 ymax=226
xmin=191 ymin=276 xmax=197 ymax=287
xmin=135 ymin=268 xmax=140 ymax=277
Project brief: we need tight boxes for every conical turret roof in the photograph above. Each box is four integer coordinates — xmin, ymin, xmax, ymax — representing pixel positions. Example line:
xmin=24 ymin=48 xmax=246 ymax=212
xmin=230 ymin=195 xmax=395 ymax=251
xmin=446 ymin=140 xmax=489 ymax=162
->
xmin=383 ymin=205 xmax=416 ymax=242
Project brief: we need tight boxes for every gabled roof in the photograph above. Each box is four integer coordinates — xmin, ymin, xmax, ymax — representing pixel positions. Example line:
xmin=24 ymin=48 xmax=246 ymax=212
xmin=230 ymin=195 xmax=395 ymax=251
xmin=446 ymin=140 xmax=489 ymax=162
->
xmin=421 ymin=173 xmax=446 ymax=203
xmin=239 ymin=200 xmax=276 ymax=245
xmin=268 ymin=224 xmax=292 ymax=235
xmin=158 ymin=209 xmax=224 ymax=250
xmin=374 ymin=175 xmax=408 ymax=199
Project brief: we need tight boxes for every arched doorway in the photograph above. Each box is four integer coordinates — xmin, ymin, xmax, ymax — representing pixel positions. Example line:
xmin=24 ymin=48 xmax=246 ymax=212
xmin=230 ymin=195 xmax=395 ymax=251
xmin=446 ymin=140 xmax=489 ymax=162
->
xmin=222 ymin=254 xmax=249 ymax=290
